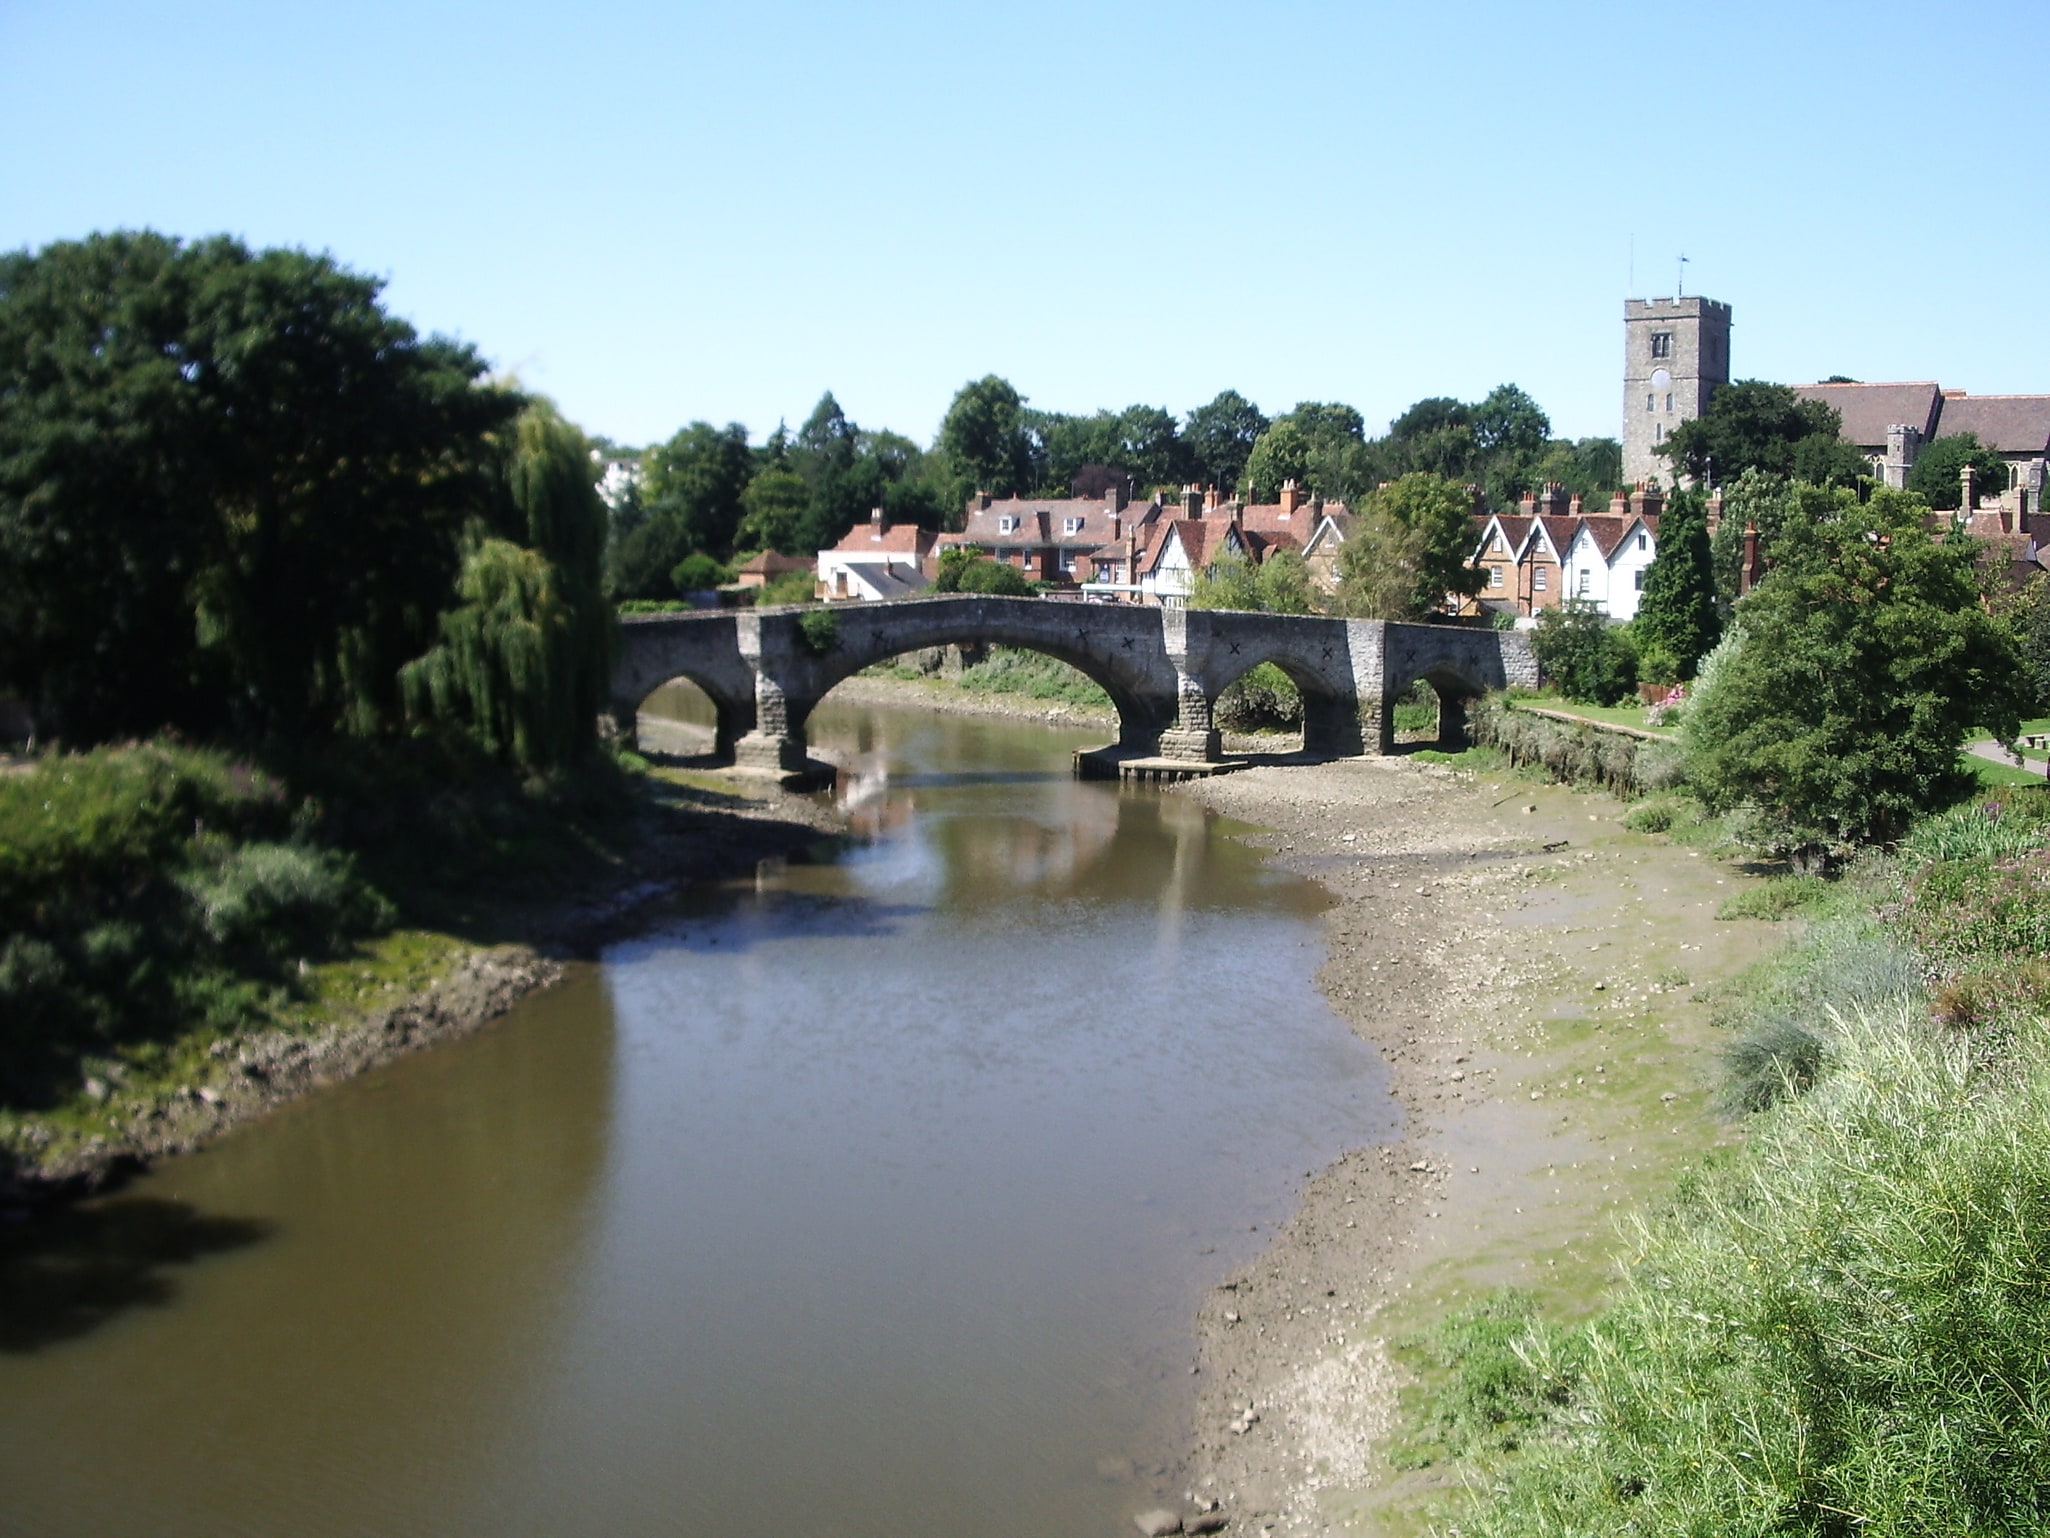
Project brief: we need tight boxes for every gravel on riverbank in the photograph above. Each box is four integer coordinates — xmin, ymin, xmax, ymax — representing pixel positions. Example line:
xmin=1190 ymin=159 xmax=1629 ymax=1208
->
xmin=1163 ymin=756 xmax=1776 ymax=1537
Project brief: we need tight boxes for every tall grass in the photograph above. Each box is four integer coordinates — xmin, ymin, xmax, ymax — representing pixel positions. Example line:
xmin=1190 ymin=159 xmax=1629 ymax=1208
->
xmin=1444 ymin=1002 xmax=2050 ymax=1537
xmin=1419 ymin=787 xmax=2050 ymax=1535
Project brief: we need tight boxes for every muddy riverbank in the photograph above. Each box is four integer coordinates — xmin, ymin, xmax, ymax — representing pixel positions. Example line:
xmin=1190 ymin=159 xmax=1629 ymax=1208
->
xmin=1167 ymin=758 xmax=1776 ymax=1536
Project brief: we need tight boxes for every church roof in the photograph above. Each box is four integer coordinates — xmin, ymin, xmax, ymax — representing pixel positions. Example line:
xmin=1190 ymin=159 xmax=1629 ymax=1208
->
xmin=1936 ymin=396 xmax=2050 ymax=457
xmin=1793 ymin=381 xmax=1943 ymax=448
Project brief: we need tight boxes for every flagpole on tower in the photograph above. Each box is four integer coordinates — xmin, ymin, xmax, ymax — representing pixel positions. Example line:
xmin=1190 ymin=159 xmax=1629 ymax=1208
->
xmin=1677 ymin=254 xmax=1689 ymax=298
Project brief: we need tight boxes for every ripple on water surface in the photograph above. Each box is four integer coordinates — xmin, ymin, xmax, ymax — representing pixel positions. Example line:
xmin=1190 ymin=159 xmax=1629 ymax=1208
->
xmin=0 ymin=698 xmax=1397 ymax=1537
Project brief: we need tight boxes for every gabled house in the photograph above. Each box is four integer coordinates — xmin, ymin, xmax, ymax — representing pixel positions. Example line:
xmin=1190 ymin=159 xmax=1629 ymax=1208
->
xmin=946 ymin=487 xmax=1166 ymax=586
xmin=1301 ymin=509 xmax=1358 ymax=590
xmin=1137 ymin=516 xmax=1251 ymax=607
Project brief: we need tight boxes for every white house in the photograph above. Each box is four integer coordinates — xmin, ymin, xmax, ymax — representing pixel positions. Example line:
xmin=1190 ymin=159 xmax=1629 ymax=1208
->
xmin=817 ymin=509 xmax=940 ymax=602
xmin=1559 ymin=515 xmax=1658 ymax=621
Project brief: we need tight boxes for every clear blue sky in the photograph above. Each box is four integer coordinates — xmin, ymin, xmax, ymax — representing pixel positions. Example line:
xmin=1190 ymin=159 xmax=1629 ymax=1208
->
xmin=5 ymin=0 xmax=2044 ymax=452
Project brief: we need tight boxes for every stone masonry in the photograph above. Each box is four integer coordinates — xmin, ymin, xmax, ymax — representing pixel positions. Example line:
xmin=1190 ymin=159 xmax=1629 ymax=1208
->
xmin=612 ymin=597 xmax=1538 ymax=770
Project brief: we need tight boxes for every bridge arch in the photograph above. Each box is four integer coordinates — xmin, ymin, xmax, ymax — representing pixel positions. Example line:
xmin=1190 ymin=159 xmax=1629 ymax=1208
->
xmin=779 ymin=597 xmax=1179 ymax=762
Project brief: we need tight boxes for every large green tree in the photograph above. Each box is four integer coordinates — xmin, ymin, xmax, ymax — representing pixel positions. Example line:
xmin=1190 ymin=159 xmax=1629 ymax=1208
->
xmin=1906 ymin=432 xmax=2011 ymax=511
xmin=1333 ymin=472 xmax=1484 ymax=619
xmin=1684 ymin=488 xmax=2028 ymax=851
xmin=1658 ymin=380 xmax=1858 ymax=488
xmin=938 ymin=375 xmax=1034 ymax=499
xmin=1183 ymin=390 xmax=1268 ymax=494
xmin=0 ymin=231 xmax=517 ymax=745
xmin=637 ymin=420 xmax=753 ymax=558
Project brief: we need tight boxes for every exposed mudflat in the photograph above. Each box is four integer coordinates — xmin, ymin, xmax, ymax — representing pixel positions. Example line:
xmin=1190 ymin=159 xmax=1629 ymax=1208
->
xmin=1166 ymin=756 xmax=1776 ymax=1536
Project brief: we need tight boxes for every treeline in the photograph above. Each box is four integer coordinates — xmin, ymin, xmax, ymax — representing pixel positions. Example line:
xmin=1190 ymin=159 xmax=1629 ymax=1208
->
xmin=604 ymin=375 xmax=1624 ymax=600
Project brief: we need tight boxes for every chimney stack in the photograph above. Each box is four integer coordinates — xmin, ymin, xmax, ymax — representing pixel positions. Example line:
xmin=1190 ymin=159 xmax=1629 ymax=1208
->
xmin=1279 ymin=479 xmax=1301 ymax=517
xmin=869 ymin=506 xmax=887 ymax=542
xmin=1107 ymin=481 xmax=1127 ymax=514
xmin=1181 ymin=484 xmax=1202 ymax=519
xmin=1740 ymin=522 xmax=1761 ymax=595
xmin=1962 ymin=463 xmax=1978 ymax=513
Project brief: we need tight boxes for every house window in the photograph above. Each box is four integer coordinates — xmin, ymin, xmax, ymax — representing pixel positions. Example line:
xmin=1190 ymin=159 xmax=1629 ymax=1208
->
xmin=1577 ymin=569 xmax=1590 ymax=595
xmin=1489 ymin=565 xmax=1503 ymax=588
xmin=1637 ymin=532 xmax=1648 ymax=551
xmin=1063 ymin=516 xmax=1084 ymax=534
xmin=1534 ymin=567 xmax=1548 ymax=592
xmin=1651 ymin=332 xmax=1672 ymax=359
xmin=1634 ymin=570 xmax=1645 ymax=591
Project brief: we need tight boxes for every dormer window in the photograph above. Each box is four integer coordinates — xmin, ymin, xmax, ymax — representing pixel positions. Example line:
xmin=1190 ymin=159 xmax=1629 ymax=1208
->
xmin=998 ymin=515 xmax=1019 ymax=534
xmin=1064 ymin=516 xmax=1084 ymax=535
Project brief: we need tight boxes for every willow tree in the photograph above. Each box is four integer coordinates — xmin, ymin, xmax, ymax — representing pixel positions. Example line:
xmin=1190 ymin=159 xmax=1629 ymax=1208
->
xmin=401 ymin=399 xmax=612 ymax=770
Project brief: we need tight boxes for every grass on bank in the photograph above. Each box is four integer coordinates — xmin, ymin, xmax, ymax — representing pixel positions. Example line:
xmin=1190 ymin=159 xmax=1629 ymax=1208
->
xmin=1403 ymin=789 xmax=2050 ymax=1536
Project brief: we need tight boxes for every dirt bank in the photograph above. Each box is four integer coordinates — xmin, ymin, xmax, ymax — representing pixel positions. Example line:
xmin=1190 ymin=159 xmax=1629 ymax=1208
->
xmin=3 ymin=770 xmax=846 ymax=1207
xmin=1162 ymin=756 xmax=1778 ymax=1537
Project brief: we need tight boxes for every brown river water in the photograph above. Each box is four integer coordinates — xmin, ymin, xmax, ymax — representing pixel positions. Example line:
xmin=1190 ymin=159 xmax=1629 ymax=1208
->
xmin=0 ymin=692 xmax=1399 ymax=1537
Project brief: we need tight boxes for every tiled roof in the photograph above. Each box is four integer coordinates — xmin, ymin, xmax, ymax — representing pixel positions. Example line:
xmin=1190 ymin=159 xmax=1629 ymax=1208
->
xmin=735 ymin=550 xmax=811 ymax=576
xmin=828 ymin=520 xmax=936 ymax=555
xmin=1794 ymin=381 xmax=1943 ymax=448
xmin=961 ymin=497 xmax=1159 ymax=549
xmin=1935 ymin=395 xmax=2050 ymax=457
xmin=1575 ymin=516 xmax=1638 ymax=560
xmin=1534 ymin=516 xmax=1578 ymax=559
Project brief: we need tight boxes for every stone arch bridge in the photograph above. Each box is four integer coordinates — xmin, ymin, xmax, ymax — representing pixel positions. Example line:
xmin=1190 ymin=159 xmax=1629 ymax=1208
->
xmin=613 ymin=597 xmax=1537 ymax=772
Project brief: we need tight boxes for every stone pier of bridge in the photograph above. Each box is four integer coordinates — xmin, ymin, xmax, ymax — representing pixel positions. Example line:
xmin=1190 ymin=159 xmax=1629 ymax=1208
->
xmin=610 ymin=596 xmax=1537 ymax=775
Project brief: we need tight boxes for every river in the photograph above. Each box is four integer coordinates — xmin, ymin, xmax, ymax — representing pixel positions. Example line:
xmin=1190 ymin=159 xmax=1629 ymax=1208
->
xmin=0 ymin=692 xmax=1399 ymax=1537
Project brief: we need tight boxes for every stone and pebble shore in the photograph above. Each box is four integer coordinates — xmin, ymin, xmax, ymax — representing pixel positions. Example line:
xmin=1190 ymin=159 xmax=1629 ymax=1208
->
xmin=1155 ymin=756 xmax=1775 ymax=1536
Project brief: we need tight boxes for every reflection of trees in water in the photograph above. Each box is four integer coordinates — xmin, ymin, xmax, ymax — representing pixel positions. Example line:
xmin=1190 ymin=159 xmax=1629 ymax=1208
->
xmin=0 ymin=1199 xmax=274 ymax=1353
xmin=0 ymin=976 xmax=619 ymax=1532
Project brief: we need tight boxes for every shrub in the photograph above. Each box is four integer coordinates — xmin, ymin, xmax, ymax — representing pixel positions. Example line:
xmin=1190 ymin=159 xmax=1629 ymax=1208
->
xmin=670 ymin=552 xmax=734 ymax=593
xmin=1467 ymin=693 xmax=1674 ymax=796
xmin=1530 ymin=601 xmax=1638 ymax=704
xmin=757 ymin=568 xmax=815 ymax=606
xmin=797 ymin=608 xmax=838 ymax=657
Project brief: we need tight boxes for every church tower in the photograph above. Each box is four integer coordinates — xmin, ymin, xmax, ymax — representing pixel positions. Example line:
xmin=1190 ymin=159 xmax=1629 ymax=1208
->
xmin=1622 ymin=296 xmax=1731 ymax=487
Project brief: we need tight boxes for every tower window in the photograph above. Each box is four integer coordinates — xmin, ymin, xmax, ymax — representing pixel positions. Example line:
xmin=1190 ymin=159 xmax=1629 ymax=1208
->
xmin=1650 ymin=332 xmax=1672 ymax=359
xmin=1655 ymin=423 xmax=1664 ymax=444
xmin=1665 ymin=393 xmax=1673 ymax=413
xmin=1646 ymin=394 xmax=1655 ymax=412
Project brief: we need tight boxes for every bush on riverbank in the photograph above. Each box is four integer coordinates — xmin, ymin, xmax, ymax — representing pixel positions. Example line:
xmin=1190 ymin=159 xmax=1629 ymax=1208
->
xmin=0 ymin=736 xmax=644 ymax=1132
xmin=0 ymin=743 xmax=391 ymax=1109
xmin=1416 ymin=789 xmax=2050 ymax=1535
